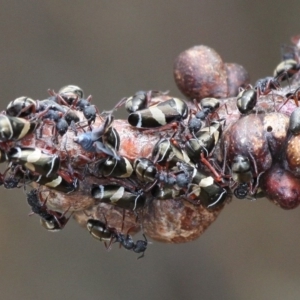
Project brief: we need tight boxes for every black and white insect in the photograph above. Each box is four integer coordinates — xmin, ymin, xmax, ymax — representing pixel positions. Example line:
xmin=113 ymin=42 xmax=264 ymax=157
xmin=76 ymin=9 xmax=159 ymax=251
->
xmin=236 ymin=88 xmax=257 ymax=114
xmin=274 ymin=59 xmax=300 ymax=82
xmin=7 ymin=147 xmax=60 ymax=178
xmin=0 ymin=115 xmax=39 ymax=142
xmin=133 ymin=158 xmax=157 ymax=183
xmin=101 ymin=126 xmax=121 ymax=159
xmin=180 ymin=163 xmax=227 ymax=208
xmin=185 ymin=119 xmax=225 ymax=164
xmin=97 ymin=156 xmax=133 ymax=178
xmin=128 ymin=97 xmax=188 ymax=129
xmin=91 ymin=184 xmax=146 ymax=211
xmin=152 ymin=138 xmax=193 ymax=168
xmin=58 ymin=85 xmax=84 ymax=104
xmin=6 ymin=96 xmax=36 ymax=117
xmin=87 ymin=219 xmax=115 ymax=245
xmin=28 ymin=173 xmax=79 ymax=194
xmin=114 ymin=90 xmax=169 ymax=113
xmin=288 ymin=107 xmax=300 ymax=135
xmin=123 ymin=91 xmax=151 ymax=113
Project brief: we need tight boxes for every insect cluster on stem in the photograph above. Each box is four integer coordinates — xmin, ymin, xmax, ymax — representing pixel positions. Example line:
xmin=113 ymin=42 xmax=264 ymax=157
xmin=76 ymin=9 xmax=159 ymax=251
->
xmin=2 ymin=34 xmax=300 ymax=256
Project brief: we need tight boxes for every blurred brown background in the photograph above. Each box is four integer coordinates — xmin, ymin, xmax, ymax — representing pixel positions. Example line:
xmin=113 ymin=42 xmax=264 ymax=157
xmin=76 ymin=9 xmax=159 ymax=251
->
xmin=0 ymin=1 xmax=300 ymax=299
